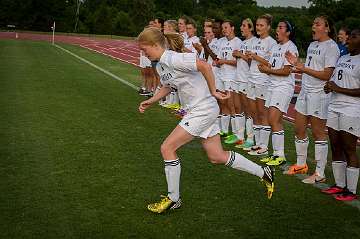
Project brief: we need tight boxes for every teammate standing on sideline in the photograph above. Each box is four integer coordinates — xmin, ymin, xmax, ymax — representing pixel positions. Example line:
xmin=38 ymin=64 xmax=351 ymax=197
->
xmin=164 ymin=20 xmax=178 ymax=33
xmin=184 ymin=19 xmax=200 ymax=53
xmin=229 ymin=18 xmax=258 ymax=147
xmin=321 ymin=29 xmax=360 ymax=201
xmin=337 ymin=27 xmax=350 ymax=56
xmin=284 ymin=16 xmax=340 ymax=183
xmin=217 ymin=20 xmax=241 ymax=138
xmin=257 ymin=20 xmax=298 ymax=166
xmin=137 ymin=28 xmax=275 ymax=214
xmin=178 ymin=16 xmax=189 ymax=40
xmin=245 ymin=14 xmax=277 ymax=156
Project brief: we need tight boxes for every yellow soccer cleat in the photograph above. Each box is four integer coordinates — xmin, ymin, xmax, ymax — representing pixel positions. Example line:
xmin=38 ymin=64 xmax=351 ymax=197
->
xmin=147 ymin=196 xmax=182 ymax=214
xmin=261 ymin=166 xmax=275 ymax=199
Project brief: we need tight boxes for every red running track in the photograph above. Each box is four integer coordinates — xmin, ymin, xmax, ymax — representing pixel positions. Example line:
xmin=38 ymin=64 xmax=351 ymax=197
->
xmin=1 ymin=32 xmax=299 ymax=121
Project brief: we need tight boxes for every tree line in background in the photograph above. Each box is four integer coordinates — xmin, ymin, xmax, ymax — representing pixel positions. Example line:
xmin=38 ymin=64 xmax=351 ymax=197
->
xmin=0 ymin=0 xmax=359 ymax=54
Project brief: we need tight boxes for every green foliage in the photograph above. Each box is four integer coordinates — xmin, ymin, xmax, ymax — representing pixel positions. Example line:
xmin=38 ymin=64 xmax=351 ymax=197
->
xmin=0 ymin=0 xmax=359 ymax=53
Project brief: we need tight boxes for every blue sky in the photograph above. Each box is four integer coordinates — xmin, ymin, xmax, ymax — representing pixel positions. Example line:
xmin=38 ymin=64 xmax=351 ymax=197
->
xmin=256 ymin=0 xmax=311 ymax=8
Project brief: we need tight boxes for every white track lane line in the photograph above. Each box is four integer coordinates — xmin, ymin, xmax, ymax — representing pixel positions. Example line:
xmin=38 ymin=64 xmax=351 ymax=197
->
xmin=54 ymin=44 xmax=139 ymax=91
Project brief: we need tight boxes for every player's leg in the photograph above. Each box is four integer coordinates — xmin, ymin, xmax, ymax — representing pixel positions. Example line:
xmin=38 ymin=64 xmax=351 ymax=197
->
xmin=321 ymin=127 xmax=347 ymax=195
xmin=248 ymin=97 xmax=269 ymax=155
xmin=201 ymin=134 xmax=275 ymax=199
xmin=335 ymin=127 xmax=359 ymax=201
xmin=226 ymin=89 xmax=245 ymax=144
xmin=148 ymin=125 xmax=194 ymax=213
xmin=262 ymin=106 xmax=286 ymax=165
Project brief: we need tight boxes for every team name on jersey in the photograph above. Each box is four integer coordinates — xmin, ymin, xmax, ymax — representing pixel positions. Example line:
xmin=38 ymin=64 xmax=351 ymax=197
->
xmin=222 ymin=46 xmax=233 ymax=51
xmin=307 ymin=48 xmax=321 ymax=55
xmin=337 ymin=61 xmax=355 ymax=70
xmin=272 ymin=52 xmax=282 ymax=58
xmin=253 ymin=45 xmax=265 ymax=51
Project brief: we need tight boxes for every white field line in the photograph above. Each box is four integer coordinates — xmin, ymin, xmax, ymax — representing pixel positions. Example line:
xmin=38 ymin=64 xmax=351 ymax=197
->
xmin=54 ymin=44 xmax=139 ymax=90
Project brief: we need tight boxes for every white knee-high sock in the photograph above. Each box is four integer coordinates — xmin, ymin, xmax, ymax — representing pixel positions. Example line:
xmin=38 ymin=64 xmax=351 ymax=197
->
xmin=164 ymin=159 xmax=181 ymax=202
xmin=346 ymin=167 xmax=359 ymax=194
xmin=225 ymin=151 xmax=264 ymax=178
xmin=245 ymin=116 xmax=254 ymax=141
xmin=253 ymin=125 xmax=261 ymax=146
xmin=235 ymin=113 xmax=245 ymax=140
xmin=315 ymin=140 xmax=328 ymax=178
xmin=230 ymin=115 xmax=236 ymax=134
xmin=173 ymin=91 xmax=179 ymax=104
xmin=259 ymin=126 xmax=271 ymax=149
xmin=272 ymin=130 xmax=285 ymax=157
xmin=332 ymin=161 xmax=347 ymax=188
xmin=295 ymin=137 xmax=308 ymax=166
xmin=221 ymin=115 xmax=230 ymax=133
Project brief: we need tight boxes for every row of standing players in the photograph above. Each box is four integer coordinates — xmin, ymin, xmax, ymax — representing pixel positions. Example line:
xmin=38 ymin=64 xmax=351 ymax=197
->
xmin=139 ymin=15 xmax=360 ymax=203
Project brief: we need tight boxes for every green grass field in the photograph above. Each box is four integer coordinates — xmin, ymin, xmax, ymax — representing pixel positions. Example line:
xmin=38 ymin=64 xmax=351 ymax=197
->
xmin=1 ymin=39 xmax=360 ymax=239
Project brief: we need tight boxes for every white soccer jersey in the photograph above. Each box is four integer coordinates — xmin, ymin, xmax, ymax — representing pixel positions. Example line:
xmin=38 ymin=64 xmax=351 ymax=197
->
xmin=181 ymin=31 xmax=188 ymax=41
xmin=235 ymin=36 xmax=258 ymax=83
xmin=329 ymin=54 xmax=360 ymax=116
xmin=249 ymin=36 xmax=277 ymax=85
xmin=184 ymin=36 xmax=200 ymax=53
xmin=302 ymin=39 xmax=340 ymax=93
xmin=218 ymin=36 xmax=241 ymax=81
xmin=268 ymin=40 xmax=299 ymax=90
xmin=156 ymin=50 xmax=217 ymax=111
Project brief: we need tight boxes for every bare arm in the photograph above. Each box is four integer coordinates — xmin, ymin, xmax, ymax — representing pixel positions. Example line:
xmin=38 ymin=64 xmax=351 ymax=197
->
xmin=139 ymin=86 xmax=171 ymax=113
xmin=258 ymin=64 xmax=292 ymax=76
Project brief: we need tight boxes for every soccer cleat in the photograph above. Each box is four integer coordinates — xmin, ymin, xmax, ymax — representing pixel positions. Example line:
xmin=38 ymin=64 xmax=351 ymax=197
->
xmin=335 ymin=190 xmax=358 ymax=201
xmin=261 ymin=166 xmax=275 ymax=199
xmin=248 ymin=147 xmax=268 ymax=156
xmin=283 ymin=164 xmax=308 ymax=175
xmin=321 ymin=185 xmax=346 ymax=195
xmin=224 ymin=135 xmax=239 ymax=144
xmin=302 ymin=172 xmax=326 ymax=184
xmin=260 ymin=155 xmax=273 ymax=163
xmin=243 ymin=144 xmax=261 ymax=152
xmin=266 ymin=156 xmax=286 ymax=166
xmin=147 ymin=196 xmax=182 ymax=214
xmin=219 ymin=131 xmax=229 ymax=137
xmin=236 ymin=139 xmax=254 ymax=149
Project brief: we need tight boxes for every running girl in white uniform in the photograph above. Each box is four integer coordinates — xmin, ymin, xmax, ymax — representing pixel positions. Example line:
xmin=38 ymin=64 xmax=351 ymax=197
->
xmin=137 ymin=28 xmax=275 ymax=214
xmin=232 ymin=18 xmax=258 ymax=148
xmin=257 ymin=20 xmax=298 ymax=166
xmin=246 ymin=14 xmax=277 ymax=156
xmin=217 ymin=20 xmax=241 ymax=137
xmin=321 ymin=29 xmax=360 ymax=201
xmin=285 ymin=16 xmax=340 ymax=183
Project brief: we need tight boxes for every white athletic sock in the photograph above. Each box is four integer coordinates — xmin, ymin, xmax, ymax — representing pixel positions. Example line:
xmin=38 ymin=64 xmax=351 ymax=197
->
xmin=315 ymin=141 xmax=328 ymax=178
xmin=164 ymin=159 xmax=181 ymax=202
xmin=245 ymin=116 xmax=254 ymax=141
xmin=226 ymin=151 xmax=264 ymax=178
xmin=253 ymin=125 xmax=261 ymax=146
xmin=272 ymin=130 xmax=285 ymax=157
xmin=235 ymin=113 xmax=245 ymax=140
xmin=259 ymin=126 xmax=271 ymax=149
xmin=173 ymin=92 xmax=179 ymax=104
xmin=230 ymin=115 xmax=236 ymax=134
xmin=295 ymin=137 xmax=308 ymax=166
xmin=221 ymin=114 xmax=230 ymax=134
xmin=346 ymin=167 xmax=359 ymax=194
xmin=332 ymin=161 xmax=347 ymax=188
